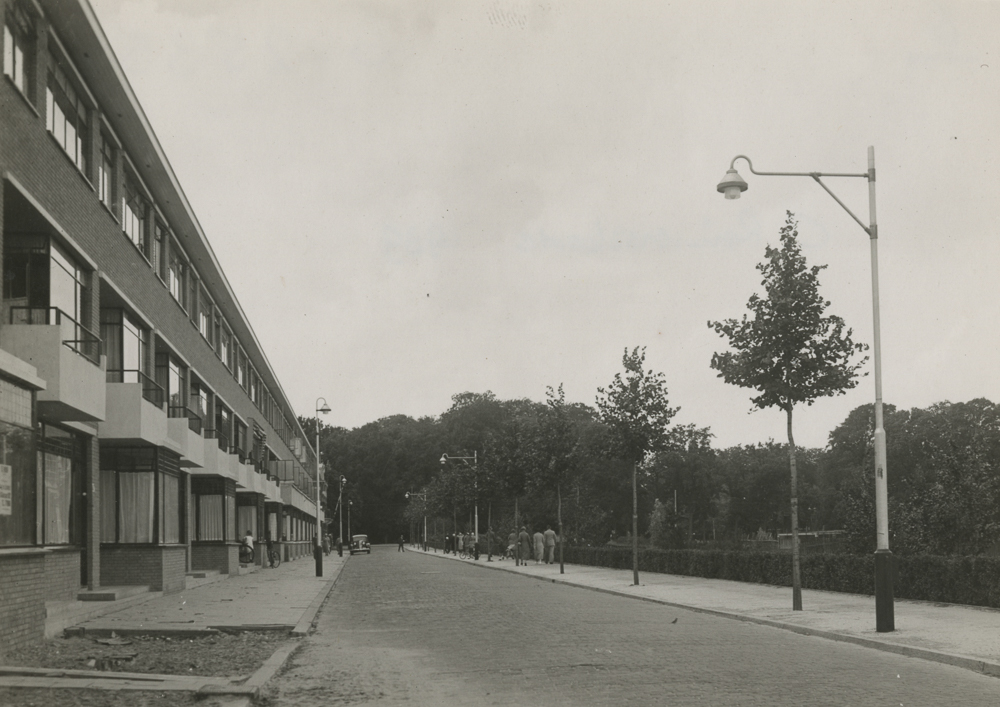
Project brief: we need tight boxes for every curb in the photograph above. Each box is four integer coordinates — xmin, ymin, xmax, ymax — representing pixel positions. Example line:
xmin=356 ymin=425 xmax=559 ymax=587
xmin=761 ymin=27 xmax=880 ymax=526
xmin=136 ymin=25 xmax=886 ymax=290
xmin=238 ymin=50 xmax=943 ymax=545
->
xmin=291 ymin=556 xmax=349 ymax=637
xmin=412 ymin=549 xmax=1000 ymax=680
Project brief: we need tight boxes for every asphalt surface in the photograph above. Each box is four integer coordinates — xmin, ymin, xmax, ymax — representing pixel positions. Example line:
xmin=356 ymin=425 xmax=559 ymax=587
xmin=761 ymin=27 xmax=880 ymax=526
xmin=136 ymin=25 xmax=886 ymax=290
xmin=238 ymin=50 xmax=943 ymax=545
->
xmin=264 ymin=546 xmax=1000 ymax=706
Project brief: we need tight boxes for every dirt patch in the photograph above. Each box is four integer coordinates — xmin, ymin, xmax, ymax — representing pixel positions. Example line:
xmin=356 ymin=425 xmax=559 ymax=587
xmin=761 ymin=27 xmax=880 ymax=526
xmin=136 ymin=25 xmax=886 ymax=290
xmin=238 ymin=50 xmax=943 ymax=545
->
xmin=1 ymin=631 xmax=299 ymax=707
xmin=6 ymin=630 xmax=296 ymax=677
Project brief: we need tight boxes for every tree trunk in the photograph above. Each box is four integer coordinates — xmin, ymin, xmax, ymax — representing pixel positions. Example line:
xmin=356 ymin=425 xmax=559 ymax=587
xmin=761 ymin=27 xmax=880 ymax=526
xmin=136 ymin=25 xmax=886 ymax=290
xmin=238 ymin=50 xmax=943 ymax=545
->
xmin=632 ymin=461 xmax=639 ymax=586
xmin=558 ymin=482 xmax=564 ymax=574
xmin=786 ymin=406 xmax=803 ymax=611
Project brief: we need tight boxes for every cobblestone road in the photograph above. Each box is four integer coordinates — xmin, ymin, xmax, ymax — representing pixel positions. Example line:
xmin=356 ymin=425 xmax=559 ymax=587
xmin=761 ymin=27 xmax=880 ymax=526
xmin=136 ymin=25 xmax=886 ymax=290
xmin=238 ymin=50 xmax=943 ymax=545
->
xmin=263 ymin=548 xmax=1000 ymax=706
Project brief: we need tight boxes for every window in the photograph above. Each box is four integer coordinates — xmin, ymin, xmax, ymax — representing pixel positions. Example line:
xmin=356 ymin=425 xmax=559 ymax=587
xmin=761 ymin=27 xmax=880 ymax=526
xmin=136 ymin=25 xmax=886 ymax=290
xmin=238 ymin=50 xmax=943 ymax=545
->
xmin=152 ymin=221 xmax=166 ymax=280
xmin=98 ymin=134 xmax=114 ymax=209
xmin=159 ymin=472 xmax=180 ymax=543
xmin=189 ymin=376 xmax=207 ymax=434
xmin=219 ymin=325 xmax=231 ymax=369
xmin=101 ymin=309 xmax=148 ymax=381
xmin=100 ymin=447 xmax=182 ymax=545
xmin=121 ymin=171 xmax=147 ymax=255
xmin=234 ymin=418 xmax=248 ymax=462
xmin=3 ymin=1 xmax=34 ymax=97
xmin=236 ymin=349 xmax=247 ymax=389
xmin=167 ymin=244 xmax=187 ymax=308
xmin=46 ymin=50 xmax=88 ymax=173
xmin=0 ymin=377 xmax=36 ymax=547
xmin=215 ymin=403 xmax=231 ymax=453
xmin=198 ymin=288 xmax=212 ymax=341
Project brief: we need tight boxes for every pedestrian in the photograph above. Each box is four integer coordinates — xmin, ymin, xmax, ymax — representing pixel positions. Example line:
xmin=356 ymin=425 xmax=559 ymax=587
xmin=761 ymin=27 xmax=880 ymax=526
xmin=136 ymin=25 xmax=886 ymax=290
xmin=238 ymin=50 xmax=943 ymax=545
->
xmin=471 ymin=532 xmax=479 ymax=560
xmin=544 ymin=525 xmax=557 ymax=564
xmin=323 ymin=533 xmax=331 ymax=555
xmin=533 ymin=528 xmax=545 ymax=564
xmin=518 ymin=526 xmax=531 ymax=564
xmin=457 ymin=532 xmax=465 ymax=556
xmin=507 ymin=530 xmax=517 ymax=560
xmin=398 ymin=534 xmax=405 ymax=552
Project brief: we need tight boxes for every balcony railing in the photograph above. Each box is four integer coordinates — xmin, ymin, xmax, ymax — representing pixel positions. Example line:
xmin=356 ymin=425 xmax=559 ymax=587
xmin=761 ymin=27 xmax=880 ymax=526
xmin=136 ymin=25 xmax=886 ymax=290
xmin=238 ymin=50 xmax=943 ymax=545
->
xmin=168 ymin=405 xmax=203 ymax=434
xmin=9 ymin=306 xmax=101 ymax=365
xmin=106 ymin=369 xmax=164 ymax=407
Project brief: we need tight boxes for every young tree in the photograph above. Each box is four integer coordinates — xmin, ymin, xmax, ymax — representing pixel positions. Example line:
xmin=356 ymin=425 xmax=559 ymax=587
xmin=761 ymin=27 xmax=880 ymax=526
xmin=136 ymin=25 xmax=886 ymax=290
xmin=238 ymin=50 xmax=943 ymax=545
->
xmin=708 ymin=212 xmax=868 ymax=610
xmin=596 ymin=346 xmax=678 ymax=585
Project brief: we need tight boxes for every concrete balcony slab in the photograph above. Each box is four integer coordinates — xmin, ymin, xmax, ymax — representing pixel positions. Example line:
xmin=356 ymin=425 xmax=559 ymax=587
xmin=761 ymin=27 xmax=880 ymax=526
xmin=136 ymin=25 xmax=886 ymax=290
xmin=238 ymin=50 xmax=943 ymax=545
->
xmin=99 ymin=383 xmax=167 ymax=445
xmin=1 ymin=324 xmax=105 ymax=421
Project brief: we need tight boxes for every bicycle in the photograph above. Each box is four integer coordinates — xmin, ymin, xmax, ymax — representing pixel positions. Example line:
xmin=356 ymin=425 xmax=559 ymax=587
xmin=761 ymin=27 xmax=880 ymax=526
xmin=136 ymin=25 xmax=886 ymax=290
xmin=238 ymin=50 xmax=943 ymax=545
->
xmin=267 ymin=543 xmax=281 ymax=568
xmin=239 ymin=543 xmax=254 ymax=565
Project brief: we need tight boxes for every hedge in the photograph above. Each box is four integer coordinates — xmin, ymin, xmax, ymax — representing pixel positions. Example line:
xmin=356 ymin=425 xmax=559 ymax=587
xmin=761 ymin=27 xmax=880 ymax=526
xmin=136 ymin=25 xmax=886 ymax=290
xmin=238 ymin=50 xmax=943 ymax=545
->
xmin=562 ymin=546 xmax=1000 ymax=609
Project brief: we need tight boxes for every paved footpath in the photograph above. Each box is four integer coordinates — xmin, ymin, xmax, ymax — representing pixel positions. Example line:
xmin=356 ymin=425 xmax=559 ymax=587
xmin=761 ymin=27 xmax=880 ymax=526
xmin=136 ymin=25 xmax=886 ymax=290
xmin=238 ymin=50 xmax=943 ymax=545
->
xmin=414 ymin=546 xmax=1000 ymax=679
xmin=69 ymin=552 xmax=348 ymax=636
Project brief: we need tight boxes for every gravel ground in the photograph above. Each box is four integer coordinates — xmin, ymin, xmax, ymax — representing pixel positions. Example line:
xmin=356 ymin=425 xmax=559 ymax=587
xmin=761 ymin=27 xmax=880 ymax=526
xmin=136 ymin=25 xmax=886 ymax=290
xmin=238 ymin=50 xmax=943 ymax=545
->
xmin=0 ymin=631 xmax=299 ymax=707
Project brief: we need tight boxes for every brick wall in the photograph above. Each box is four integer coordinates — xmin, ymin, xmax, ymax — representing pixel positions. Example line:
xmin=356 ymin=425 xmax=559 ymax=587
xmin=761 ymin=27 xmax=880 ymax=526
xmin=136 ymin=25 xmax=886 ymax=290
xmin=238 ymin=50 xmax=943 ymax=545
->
xmin=100 ymin=546 xmax=187 ymax=592
xmin=43 ymin=549 xmax=81 ymax=601
xmin=192 ymin=542 xmax=239 ymax=575
xmin=0 ymin=553 xmax=47 ymax=658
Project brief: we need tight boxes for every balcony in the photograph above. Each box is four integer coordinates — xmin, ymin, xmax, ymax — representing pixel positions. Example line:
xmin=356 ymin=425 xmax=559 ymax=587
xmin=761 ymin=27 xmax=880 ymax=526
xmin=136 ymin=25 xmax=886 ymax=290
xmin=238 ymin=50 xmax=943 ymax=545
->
xmin=166 ymin=406 xmax=204 ymax=469
xmin=195 ymin=429 xmax=238 ymax=481
xmin=100 ymin=381 xmax=167 ymax=445
xmin=1 ymin=307 xmax=105 ymax=421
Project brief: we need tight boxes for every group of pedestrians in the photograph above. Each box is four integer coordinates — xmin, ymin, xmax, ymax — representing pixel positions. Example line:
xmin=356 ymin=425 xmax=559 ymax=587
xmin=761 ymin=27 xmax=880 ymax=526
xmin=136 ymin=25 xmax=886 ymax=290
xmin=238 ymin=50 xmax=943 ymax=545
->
xmin=444 ymin=531 xmax=480 ymax=559
xmin=507 ymin=525 xmax=559 ymax=564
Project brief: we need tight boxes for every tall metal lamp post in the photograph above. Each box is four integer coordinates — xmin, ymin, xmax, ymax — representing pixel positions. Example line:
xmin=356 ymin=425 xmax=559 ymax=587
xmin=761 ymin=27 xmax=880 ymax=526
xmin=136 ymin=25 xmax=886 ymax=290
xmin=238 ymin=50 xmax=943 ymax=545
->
xmin=716 ymin=146 xmax=893 ymax=632
xmin=406 ymin=491 xmax=428 ymax=551
xmin=313 ymin=397 xmax=331 ymax=577
xmin=338 ymin=475 xmax=346 ymax=556
xmin=441 ymin=452 xmax=478 ymax=545
xmin=347 ymin=500 xmax=353 ymax=542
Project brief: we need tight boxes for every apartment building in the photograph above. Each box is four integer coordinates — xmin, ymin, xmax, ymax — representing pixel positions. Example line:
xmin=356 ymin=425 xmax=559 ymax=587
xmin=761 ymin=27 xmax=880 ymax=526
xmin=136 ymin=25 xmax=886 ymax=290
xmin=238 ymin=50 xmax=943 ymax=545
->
xmin=0 ymin=0 xmax=325 ymax=653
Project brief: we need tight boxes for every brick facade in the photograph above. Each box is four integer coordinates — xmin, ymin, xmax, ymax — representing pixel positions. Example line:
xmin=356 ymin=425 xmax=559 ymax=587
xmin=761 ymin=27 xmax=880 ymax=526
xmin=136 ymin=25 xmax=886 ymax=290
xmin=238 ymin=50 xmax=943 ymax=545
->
xmin=0 ymin=552 xmax=48 ymax=658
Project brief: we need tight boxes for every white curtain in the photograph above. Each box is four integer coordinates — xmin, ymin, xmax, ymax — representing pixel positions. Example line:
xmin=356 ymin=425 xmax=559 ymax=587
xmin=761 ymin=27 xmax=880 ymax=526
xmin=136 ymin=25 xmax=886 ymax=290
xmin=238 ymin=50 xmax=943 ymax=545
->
xmin=199 ymin=494 xmax=223 ymax=541
xmin=237 ymin=506 xmax=256 ymax=539
xmin=119 ymin=472 xmax=154 ymax=543
xmin=44 ymin=453 xmax=72 ymax=544
xmin=160 ymin=473 xmax=180 ymax=543
xmin=100 ymin=469 xmax=116 ymax=542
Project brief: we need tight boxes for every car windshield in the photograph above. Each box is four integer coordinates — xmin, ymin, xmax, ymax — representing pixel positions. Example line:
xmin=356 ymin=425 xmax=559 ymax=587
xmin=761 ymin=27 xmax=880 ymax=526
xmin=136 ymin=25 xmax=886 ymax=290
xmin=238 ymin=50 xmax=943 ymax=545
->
xmin=353 ymin=535 xmax=367 ymax=542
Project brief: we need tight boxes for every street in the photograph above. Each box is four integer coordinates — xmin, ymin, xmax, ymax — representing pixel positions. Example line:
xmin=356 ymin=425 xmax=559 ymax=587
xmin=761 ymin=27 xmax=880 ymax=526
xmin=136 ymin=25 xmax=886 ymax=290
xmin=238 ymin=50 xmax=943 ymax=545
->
xmin=264 ymin=547 xmax=1000 ymax=706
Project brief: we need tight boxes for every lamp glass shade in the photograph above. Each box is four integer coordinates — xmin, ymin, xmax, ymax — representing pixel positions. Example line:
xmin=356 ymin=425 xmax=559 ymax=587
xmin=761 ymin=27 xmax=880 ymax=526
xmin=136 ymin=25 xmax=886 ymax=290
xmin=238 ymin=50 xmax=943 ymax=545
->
xmin=318 ymin=403 xmax=332 ymax=414
xmin=717 ymin=168 xmax=748 ymax=199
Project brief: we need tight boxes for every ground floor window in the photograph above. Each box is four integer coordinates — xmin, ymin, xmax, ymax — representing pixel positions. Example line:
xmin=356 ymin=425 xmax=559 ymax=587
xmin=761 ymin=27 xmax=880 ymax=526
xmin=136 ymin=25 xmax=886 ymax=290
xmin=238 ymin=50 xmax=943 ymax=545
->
xmin=0 ymin=378 xmax=36 ymax=547
xmin=191 ymin=477 xmax=236 ymax=542
xmin=37 ymin=422 xmax=85 ymax=546
xmin=100 ymin=447 xmax=183 ymax=544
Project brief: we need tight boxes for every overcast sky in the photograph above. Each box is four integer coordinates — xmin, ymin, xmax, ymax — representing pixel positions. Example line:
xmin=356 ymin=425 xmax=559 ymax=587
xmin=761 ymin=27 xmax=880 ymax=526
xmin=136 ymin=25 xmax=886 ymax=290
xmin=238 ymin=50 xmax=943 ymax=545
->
xmin=88 ymin=0 xmax=1000 ymax=450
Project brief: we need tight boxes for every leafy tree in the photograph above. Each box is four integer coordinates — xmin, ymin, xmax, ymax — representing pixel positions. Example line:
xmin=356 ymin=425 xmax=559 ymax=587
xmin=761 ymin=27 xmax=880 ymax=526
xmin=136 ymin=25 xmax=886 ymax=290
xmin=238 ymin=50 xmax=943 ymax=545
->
xmin=708 ymin=211 xmax=868 ymax=610
xmin=596 ymin=346 xmax=678 ymax=583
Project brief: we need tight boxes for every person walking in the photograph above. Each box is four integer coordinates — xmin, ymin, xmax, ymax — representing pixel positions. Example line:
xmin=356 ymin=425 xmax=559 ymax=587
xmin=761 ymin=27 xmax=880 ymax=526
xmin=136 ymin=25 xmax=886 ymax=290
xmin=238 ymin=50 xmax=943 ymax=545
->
xmin=518 ymin=526 xmax=531 ymax=564
xmin=397 ymin=534 xmax=405 ymax=552
xmin=543 ymin=525 xmax=557 ymax=564
xmin=445 ymin=533 xmax=452 ymax=554
xmin=533 ymin=528 xmax=545 ymax=564
xmin=507 ymin=530 xmax=517 ymax=560
xmin=457 ymin=532 xmax=465 ymax=557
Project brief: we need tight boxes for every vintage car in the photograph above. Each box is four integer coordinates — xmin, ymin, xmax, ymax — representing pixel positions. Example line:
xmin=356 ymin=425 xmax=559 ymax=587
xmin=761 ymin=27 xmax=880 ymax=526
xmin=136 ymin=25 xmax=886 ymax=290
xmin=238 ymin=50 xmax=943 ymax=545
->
xmin=350 ymin=534 xmax=371 ymax=554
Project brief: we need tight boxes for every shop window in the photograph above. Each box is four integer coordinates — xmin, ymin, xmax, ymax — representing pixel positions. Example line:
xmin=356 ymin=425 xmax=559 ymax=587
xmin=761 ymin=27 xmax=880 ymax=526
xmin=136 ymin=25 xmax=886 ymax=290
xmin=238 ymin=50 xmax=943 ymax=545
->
xmin=159 ymin=472 xmax=180 ymax=543
xmin=237 ymin=504 xmax=256 ymax=540
xmin=46 ymin=49 xmax=88 ymax=173
xmin=3 ymin=1 xmax=34 ymax=98
xmin=0 ymin=377 xmax=36 ymax=547
xmin=197 ymin=494 xmax=224 ymax=540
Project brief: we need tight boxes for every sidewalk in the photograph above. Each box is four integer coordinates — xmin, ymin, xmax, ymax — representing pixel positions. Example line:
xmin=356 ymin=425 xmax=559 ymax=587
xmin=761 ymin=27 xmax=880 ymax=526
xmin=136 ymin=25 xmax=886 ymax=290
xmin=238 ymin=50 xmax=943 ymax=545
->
xmin=68 ymin=551 xmax=348 ymax=637
xmin=0 ymin=552 xmax=349 ymax=701
xmin=413 ymin=546 xmax=1000 ymax=678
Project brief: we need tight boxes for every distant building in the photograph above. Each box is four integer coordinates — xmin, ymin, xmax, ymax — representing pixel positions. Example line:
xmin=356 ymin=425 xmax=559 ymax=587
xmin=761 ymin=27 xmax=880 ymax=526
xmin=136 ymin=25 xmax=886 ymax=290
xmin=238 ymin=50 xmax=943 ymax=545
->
xmin=1 ymin=0 xmax=323 ymax=653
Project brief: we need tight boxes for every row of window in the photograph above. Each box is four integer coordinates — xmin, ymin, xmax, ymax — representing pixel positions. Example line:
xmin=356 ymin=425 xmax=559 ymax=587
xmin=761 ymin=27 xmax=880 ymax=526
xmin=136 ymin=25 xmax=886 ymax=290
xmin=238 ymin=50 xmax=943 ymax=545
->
xmin=3 ymin=1 xmax=301 ymax=451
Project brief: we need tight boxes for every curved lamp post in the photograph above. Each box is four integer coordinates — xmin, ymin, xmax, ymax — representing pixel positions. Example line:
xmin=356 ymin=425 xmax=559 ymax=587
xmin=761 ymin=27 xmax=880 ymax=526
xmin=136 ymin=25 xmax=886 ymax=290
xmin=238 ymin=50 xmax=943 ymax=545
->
xmin=406 ymin=491 xmax=428 ymax=551
xmin=314 ymin=397 xmax=331 ymax=576
xmin=717 ymin=147 xmax=893 ymax=633
xmin=441 ymin=452 xmax=478 ymax=546
xmin=347 ymin=500 xmax=353 ymax=541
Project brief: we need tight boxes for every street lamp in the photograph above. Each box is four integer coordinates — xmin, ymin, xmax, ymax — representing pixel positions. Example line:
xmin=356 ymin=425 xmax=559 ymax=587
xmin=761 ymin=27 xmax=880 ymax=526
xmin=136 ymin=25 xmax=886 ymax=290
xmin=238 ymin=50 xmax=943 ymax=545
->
xmin=348 ymin=500 xmax=353 ymax=541
xmin=338 ymin=475 xmax=346 ymax=556
xmin=441 ymin=452 xmax=478 ymax=550
xmin=716 ymin=147 xmax=893 ymax=632
xmin=314 ymin=397 xmax=331 ymax=577
xmin=406 ymin=491 xmax=428 ymax=551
